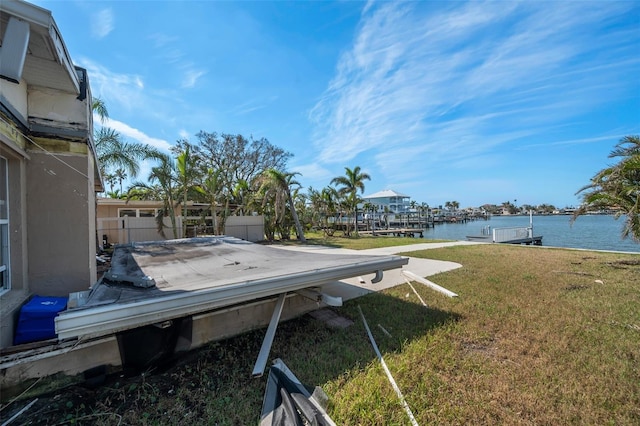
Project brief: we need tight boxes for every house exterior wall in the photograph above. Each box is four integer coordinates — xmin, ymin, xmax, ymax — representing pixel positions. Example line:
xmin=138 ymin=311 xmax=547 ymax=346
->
xmin=0 ymin=133 xmax=29 ymax=349
xmin=362 ymin=196 xmax=412 ymax=214
xmin=28 ymin=86 xmax=90 ymax=133
xmin=0 ymin=0 xmax=100 ymax=348
xmin=97 ymin=199 xmax=265 ymax=244
xmin=26 ymin=151 xmax=96 ymax=297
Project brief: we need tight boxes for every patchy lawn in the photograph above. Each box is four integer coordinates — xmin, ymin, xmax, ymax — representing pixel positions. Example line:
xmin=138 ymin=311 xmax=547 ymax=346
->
xmin=1 ymin=245 xmax=639 ymax=425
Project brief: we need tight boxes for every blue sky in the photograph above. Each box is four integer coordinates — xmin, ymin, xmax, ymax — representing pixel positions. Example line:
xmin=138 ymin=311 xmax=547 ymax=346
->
xmin=35 ymin=0 xmax=639 ymax=208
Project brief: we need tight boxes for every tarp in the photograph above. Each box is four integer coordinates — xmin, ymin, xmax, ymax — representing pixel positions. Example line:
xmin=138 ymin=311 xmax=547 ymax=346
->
xmin=260 ymin=358 xmax=336 ymax=426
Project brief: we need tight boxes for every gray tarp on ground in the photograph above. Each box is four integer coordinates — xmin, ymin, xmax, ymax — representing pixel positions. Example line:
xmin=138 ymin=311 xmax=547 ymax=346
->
xmin=55 ymin=236 xmax=408 ymax=340
xmin=260 ymin=358 xmax=336 ymax=426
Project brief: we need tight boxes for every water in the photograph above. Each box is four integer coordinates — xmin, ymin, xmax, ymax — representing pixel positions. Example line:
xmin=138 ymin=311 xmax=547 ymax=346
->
xmin=419 ymin=215 xmax=639 ymax=253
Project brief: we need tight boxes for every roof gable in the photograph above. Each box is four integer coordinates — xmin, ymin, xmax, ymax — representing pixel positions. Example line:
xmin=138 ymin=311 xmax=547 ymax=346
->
xmin=362 ymin=189 xmax=410 ymax=199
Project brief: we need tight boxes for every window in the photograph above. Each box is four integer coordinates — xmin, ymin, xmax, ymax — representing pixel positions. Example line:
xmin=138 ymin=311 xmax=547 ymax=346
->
xmin=118 ymin=208 xmax=158 ymax=218
xmin=138 ymin=209 xmax=155 ymax=218
xmin=118 ymin=209 xmax=136 ymax=218
xmin=0 ymin=157 xmax=9 ymax=292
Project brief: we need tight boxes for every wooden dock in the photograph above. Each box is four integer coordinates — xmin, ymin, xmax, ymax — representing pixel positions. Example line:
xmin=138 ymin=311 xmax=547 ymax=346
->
xmin=466 ymin=235 xmax=543 ymax=245
xmin=359 ymin=228 xmax=424 ymax=238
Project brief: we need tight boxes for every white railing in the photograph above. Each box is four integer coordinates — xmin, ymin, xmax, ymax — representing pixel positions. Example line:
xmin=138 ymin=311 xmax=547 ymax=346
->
xmin=492 ymin=226 xmax=532 ymax=243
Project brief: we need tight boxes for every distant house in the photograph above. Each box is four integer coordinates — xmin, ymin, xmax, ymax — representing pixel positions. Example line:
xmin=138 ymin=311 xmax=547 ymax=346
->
xmin=361 ymin=189 xmax=412 ymax=215
xmin=96 ymin=197 xmax=266 ymax=245
xmin=0 ymin=0 xmax=101 ymax=348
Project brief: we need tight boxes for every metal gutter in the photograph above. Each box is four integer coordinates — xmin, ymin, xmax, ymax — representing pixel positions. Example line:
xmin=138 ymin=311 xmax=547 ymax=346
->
xmin=55 ymin=255 xmax=408 ymax=340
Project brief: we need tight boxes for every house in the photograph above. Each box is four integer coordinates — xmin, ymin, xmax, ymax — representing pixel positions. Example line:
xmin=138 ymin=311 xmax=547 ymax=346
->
xmin=96 ymin=197 xmax=266 ymax=244
xmin=361 ymin=189 xmax=412 ymax=214
xmin=0 ymin=0 xmax=101 ymax=348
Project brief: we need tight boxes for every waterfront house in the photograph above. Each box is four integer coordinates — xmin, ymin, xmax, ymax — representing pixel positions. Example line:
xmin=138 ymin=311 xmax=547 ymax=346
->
xmin=361 ymin=189 xmax=412 ymax=215
xmin=0 ymin=0 xmax=101 ymax=348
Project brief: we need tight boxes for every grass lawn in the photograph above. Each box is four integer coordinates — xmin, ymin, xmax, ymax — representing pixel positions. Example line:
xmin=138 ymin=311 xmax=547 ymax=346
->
xmin=2 ymin=242 xmax=639 ymax=425
xmin=271 ymin=230 xmax=451 ymax=250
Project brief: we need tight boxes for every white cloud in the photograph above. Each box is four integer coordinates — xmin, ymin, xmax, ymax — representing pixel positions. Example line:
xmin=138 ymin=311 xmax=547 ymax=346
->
xmin=182 ymin=68 xmax=207 ymax=89
xmin=291 ymin=162 xmax=334 ymax=187
xmin=309 ymin=1 xmax=639 ymax=188
xmin=79 ymin=58 xmax=145 ymax=110
xmin=103 ymin=117 xmax=173 ymax=152
xmin=92 ymin=8 xmax=114 ymax=39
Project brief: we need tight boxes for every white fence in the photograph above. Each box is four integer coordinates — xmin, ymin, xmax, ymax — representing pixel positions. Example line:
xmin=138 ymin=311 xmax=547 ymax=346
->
xmin=98 ymin=215 xmax=265 ymax=246
xmin=492 ymin=226 xmax=532 ymax=243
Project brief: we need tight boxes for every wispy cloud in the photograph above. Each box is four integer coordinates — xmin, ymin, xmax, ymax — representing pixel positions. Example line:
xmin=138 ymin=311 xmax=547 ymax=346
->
xmin=290 ymin=162 xmax=333 ymax=186
xmin=309 ymin=1 xmax=639 ymax=188
xmin=79 ymin=57 xmax=144 ymax=109
xmin=182 ymin=68 xmax=207 ymax=89
xmin=103 ymin=117 xmax=173 ymax=152
xmin=91 ymin=8 xmax=114 ymax=39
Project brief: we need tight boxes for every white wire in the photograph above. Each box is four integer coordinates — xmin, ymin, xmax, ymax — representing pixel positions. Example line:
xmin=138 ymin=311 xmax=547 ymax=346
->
xmin=358 ymin=305 xmax=419 ymax=426
xmin=1 ymin=115 xmax=90 ymax=180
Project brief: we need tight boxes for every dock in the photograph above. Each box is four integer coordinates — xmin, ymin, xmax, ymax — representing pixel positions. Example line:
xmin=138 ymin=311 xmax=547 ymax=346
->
xmin=466 ymin=224 xmax=542 ymax=246
xmin=359 ymin=228 xmax=424 ymax=238
xmin=466 ymin=234 xmax=543 ymax=245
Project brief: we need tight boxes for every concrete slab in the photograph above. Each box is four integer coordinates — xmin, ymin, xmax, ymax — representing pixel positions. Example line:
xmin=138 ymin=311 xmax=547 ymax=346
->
xmin=272 ymin=241 xmax=481 ymax=300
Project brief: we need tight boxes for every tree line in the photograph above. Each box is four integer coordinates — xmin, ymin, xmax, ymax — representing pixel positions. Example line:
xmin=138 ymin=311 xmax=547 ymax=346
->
xmin=94 ymin=101 xmax=639 ymax=243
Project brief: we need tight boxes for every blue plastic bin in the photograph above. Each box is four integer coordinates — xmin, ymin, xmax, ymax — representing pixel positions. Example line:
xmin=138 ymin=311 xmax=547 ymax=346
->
xmin=14 ymin=295 xmax=68 ymax=345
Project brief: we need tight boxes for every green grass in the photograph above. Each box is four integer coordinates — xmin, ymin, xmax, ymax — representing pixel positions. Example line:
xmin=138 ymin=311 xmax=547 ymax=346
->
xmin=272 ymin=230 xmax=450 ymax=250
xmin=3 ymin=244 xmax=639 ymax=425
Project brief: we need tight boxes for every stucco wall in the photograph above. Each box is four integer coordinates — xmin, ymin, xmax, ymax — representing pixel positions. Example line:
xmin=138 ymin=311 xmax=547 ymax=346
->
xmin=0 ymin=140 xmax=30 ymax=348
xmin=26 ymin=151 xmax=96 ymax=296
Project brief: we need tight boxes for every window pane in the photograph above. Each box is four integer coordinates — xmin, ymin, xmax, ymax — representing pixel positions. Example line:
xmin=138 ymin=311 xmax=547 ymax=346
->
xmin=0 ymin=224 xmax=7 ymax=290
xmin=139 ymin=209 xmax=155 ymax=217
xmin=119 ymin=209 xmax=136 ymax=217
xmin=0 ymin=157 xmax=7 ymax=220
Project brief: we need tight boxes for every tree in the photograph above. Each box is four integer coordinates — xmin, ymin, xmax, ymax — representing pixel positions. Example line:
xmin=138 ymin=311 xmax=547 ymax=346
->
xmin=95 ymin=127 xmax=164 ymax=180
xmin=190 ymin=132 xmax=292 ymax=229
xmin=92 ymin=97 xmax=109 ymax=123
xmin=128 ymin=154 xmax=179 ymax=239
xmin=257 ymin=169 xmax=306 ymax=242
xmin=194 ymin=168 xmax=222 ymax=235
xmin=174 ymin=145 xmax=202 ymax=237
xmin=319 ymin=186 xmax=339 ymax=236
xmin=331 ymin=166 xmax=371 ymax=236
xmin=573 ymin=135 xmax=640 ymax=242
xmin=92 ymin=98 xmax=164 ymax=196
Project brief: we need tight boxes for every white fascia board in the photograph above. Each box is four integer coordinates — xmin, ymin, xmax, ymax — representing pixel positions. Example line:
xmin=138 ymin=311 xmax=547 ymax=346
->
xmin=55 ymin=256 xmax=408 ymax=340
xmin=1 ymin=0 xmax=52 ymax=28
xmin=46 ymin=21 xmax=80 ymax=94
xmin=1 ymin=1 xmax=80 ymax=94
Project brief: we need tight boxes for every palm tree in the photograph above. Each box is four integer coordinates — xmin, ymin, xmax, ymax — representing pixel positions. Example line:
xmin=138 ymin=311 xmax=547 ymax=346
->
xmin=92 ymin=97 xmax=109 ymax=123
xmin=331 ymin=166 xmax=371 ymax=236
xmin=320 ymin=186 xmax=339 ymax=236
xmin=362 ymin=202 xmax=374 ymax=230
xmin=175 ymin=145 xmax=202 ymax=237
xmin=128 ymin=154 xmax=179 ymax=239
xmin=573 ymin=135 xmax=640 ymax=242
xmin=95 ymin=127 xmax=164 ymax=180
xmin=91 ymin=98 xmax=164 ymax=190
xmin=258 ymin=169 xmax=306 ymax=242
xmin=231 ymin=179 xmax=251 ymax=216
xmin=114 ymin=168 xmax=127 ymax=193
xmin=195 ymin=168 xmax=222 ymax=235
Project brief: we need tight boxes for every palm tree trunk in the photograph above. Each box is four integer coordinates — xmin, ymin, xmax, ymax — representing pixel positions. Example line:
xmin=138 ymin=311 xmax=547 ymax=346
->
xmin=287 ymin=191 xmax=306 ymax=243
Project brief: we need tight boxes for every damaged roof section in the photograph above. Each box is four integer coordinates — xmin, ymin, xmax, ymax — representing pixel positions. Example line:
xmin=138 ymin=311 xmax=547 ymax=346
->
xmin=56 ymin=237 xmax=408 ymax=340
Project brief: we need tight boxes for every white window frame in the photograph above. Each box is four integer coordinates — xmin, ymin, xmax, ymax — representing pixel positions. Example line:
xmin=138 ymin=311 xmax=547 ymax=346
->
xmin=117 ymin=208 xmax=159 ymax=218
xmin=0 ymin=156 xmax=10 ymax=294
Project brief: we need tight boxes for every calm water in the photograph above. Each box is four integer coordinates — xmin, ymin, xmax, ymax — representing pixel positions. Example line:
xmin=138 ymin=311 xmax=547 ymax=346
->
xmin=420 ymin=215 xmax=639 ymax=253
